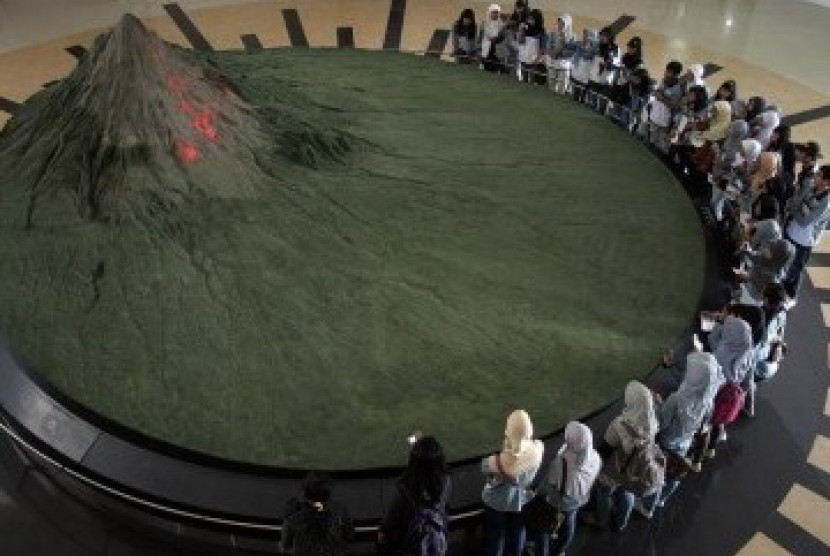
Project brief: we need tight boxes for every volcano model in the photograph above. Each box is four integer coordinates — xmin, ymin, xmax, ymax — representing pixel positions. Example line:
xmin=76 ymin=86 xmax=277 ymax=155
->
xmin=1 ymin=14 xmax=353 ymax=226
xmin=0 ymin=34 xmax=704 ymax=469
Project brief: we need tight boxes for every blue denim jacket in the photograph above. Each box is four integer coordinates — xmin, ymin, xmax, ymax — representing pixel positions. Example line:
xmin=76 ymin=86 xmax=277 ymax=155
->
xmin=481 ymin=458 xmax=540 ymax=513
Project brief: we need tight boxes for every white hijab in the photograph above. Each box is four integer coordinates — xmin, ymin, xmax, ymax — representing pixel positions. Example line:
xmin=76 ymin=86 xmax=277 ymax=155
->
xmin=753 ymin=110 xmax=781 ymax=149
xmin=492 ymin=409 xmax=544 ymax=476
xmin=552 ymin=421 xmax=601 ymax=500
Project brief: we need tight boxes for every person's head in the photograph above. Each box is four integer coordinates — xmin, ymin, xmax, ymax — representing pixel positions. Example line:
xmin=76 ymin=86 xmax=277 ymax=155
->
xmin=762 ymin=283 xmax=788 ymax=312
xmin=664 ymin=60 xmax=684 ymax=81
xmin=598 ymin=26 xmax=615 ymax=44
xmin=514 ymin=0 xmax=528 ymax=15
xmin=488 ymin=3 xmax=501 ymax=20
xmin=582 ymin=28 xmax=598 ymax=45
xmin=504 ymin=409 xmax=535 ymax=454
xmin=527 ymin=9 xmax=544 ymax=29
xmin=302 ymin=472 xmax=333 ymax=506
xmin=770 ymin=125 xmax=791 ymax=148
xmin=816 ymin=165 xmax=830 ymax=190
xmin=626 ymin=36 xmax=642 ymax=57
xmin=685 ymin=63 xmax=704 ymax=83
xmin=794 ymin=141 xmax=821 ymax=164
xmin=717 ymin=79 xmax=737 ymax=102
xmin=563 ymin=421 xmax=594 ymax=459
xmin=458 ymin=8 xmax=475 ymax=26
xmin=401 ymin=436 xmax=448 ymax=503
xmin=753 ymin=194 xmax=780 ymax=221
xmin=746 ymin=95 xmax=767 ymax=118
xmin=684 ymin=85 xmax=709 ymax=111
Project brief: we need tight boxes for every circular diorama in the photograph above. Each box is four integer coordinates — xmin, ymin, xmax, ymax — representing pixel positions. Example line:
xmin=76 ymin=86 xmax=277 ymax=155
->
xmin=0 ymin=17 xmax=704 ymax=469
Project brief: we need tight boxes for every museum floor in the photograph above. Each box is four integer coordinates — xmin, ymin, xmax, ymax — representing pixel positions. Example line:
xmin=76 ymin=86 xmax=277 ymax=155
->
xmin=0 ymin=1 xmax=829 ymax=555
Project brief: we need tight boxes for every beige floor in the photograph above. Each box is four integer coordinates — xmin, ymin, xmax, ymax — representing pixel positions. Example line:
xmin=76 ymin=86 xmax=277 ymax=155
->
xmin=0 ymin=2 xmax=828 ymax=552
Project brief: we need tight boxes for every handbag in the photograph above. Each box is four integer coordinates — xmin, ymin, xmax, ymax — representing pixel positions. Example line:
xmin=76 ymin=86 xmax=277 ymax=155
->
xmin=521 ymin=459 xmax=567 ymax=534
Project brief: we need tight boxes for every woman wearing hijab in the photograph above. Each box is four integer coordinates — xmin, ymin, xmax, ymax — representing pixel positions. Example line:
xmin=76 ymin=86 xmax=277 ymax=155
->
xmin=745 ymin=96 xmax=767 ymax=122
xmin=529 ymin=422 xmax=600 ymax=556
xmin=378 ymin=436 xmax=450 ymax=556
xmin=737 ymin=238 xmax=795 ymax=305
xmin=641 ymin=350 xmax=720 ymax=513
xmin=479 ymin=4 xmax=506 ymax=72
xmin=705 ymin=309 xmax=755 ymax=456
xmin=452 ymin=8 xmax=477 ymax=62
xmin=482 ymin=409 xmax=544 ymax=556
xmin=587 ymin=381 xmax=660 ymax=531
xmin=545 ymin=14 xmax=575 ymax=93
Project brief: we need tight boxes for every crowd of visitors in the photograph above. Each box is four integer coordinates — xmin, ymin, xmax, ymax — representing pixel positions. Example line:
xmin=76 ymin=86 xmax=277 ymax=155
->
xmin=278 ymin=3 xmax=828 ymax=556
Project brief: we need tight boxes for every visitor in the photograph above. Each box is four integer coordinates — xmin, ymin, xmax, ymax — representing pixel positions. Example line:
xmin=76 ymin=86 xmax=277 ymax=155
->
xmin=281 ymin=472 xmax=354 ymax=556
xmin=769 ymin=125 xmax=795 ymax=194
xmin=706 ymin=306 xmax=756 ymax=457
xmin=746 ymin=194 xmax=782 ymax=252
xmin=586 ymin=381 xmax=662 ymax=531
xmin=644 ymin=348 xmax=720 ymax=512
xmin=753 ymin=283 xmax=790 ymax=382
xmin=609 ymin=37 xmax=644 ymax=125
xmin=714 ymin=79 xmax=740 ymax=115
xmin=570 ymin=29 xmax=598 ymax=102
xmin=648 ymin=60 xmax=685 ymax=154
xmin=510 ymin=0 xmax=530 ymax=27
xmin=751 ymin=110 xmax=781 ymax=150
xmin=452 ymin=9 xmax=478 ymax=62
xmin=744 ymin=96 xmax=767 ymax=122
xmin=585 ymin=26 xmax=619 ymax=110
xmin=482 ymin=409 xmax=544 ymax=556
xmin=545 ymin=14 xmax=576 ymax=94
xmin=480 ymin=4 xmax=506 ymax=73
xmin=517 ymin=9 xmax=547 ymax=84
xmin=378 ymin=436 xmax=451 ymax=556
xmin=529 ymin=422 xmax=600 ymax=556
xmin=781 ymin=165 xmax=830 ymax=299
xmin=683 ymin=63 xmax=708 ymax=95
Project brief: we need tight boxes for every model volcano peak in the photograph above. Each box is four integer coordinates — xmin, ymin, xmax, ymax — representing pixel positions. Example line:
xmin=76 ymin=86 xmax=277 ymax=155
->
xmin=0 ymin=14 xmax=358 ymax=227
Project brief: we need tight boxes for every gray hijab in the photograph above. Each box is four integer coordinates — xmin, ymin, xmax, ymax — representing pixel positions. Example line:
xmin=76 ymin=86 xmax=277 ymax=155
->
xmin=671 ymin=351 xmax=720 ymax=424
xmin=713 ymin=316 xmax=754 ymax=383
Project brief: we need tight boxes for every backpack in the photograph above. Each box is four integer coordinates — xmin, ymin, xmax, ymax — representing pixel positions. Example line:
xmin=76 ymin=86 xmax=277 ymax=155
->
xmin=401 ymin=507 xmax=447 ymax=556
xmin=711 ymin=382 xmax=746 ymax=426
xmin=603 ymin=440 xmax=666 ymax=497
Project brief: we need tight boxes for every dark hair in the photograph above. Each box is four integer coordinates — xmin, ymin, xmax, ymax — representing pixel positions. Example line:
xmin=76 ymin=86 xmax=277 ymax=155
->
xmin=753 ymin=194 xmax=780 ymax=221
xmin=626 ymin=36 xmax=642 ymax=55
xmin=763 ymin=283 xmax=788 ymax=309
xmin=400 ymin=436 xmax=448 ymax=505
xmin=819 ymin=165 xmax=830 ymax=181
xmin=717 ymin=79 xmax=737 ymax=101
xmin=302 ymin=472 xmax=333 ymax=504
xmin=632 ymin=67 xmax=652 ymax=94
xmin=771 ymin=125 xmax=791 ymax=148
xmin=688 ymin=85 xmax=709 ymax=112
xmin=795 ymin=141 xmax=821 ymax=161
xmin=599 ymin=26 xmax=616 ymax=41
xmin=457 ymin=8 xmax=475 ymax=24
xmin=666 ymin=60 xmax=684 ymax=76
xmin=528 ymin=8 xmax=544 ymax=30
xmin=730 ymin=303 xmax=765 ymax=345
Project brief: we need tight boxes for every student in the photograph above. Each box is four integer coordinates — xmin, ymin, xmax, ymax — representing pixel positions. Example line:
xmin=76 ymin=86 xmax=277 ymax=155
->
xmin=479 ymin=4 xmax=506 ymax=72
xmin=517 ymin=9 xmax=547 ymax=83
xmin=737 ymin=238 xmax=795 ymax=304
xmin=586 ymin=26 xmax=619 ymax=109
xmin=745 ymin=96 xmax=767 ymax=122
xmin=281 ymin=472 xmax=354 ymax=556
xmin=545 ymin=14 xmax=575 ymax=93
xmin=378 ymin=437 xmax=451 ymax=556
xmin=588 ymin=381 xmax=661 ymax=531
xmin=648 ymin=61 xmax=685 ymax=154
xmin=752 ymin=110 xmax=781 ymax=150
xmin=609 ymin=37 xmax=643 ymax=123
xmin=452 ymin=8 xmax=478 ymax=62
xmin=706 ymin=307 xmax=756 ymax=457
xmin=646 ymin=349 xmax=720 ymax=510
xmin=769 ymin=125 xmax=795 ymax=185
xmin=510 ymin=0 xmax=530 ymax=27
xmin=746 ymin=194 xmax=782 ymax=252
xmin=570 ymin=29 xmax=598 ymax=102
xmin=782 ymin=165 xmax=830 ymax=299
xmin=482 ymin=409 xmax=544 ymax=556
xmin=530 ymin=422 xmax=600 ymax=556
xmin=683 ymin=63 xmax=708 ymax=95
xmin=754 ymin=283 xmax=789 ymax=382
